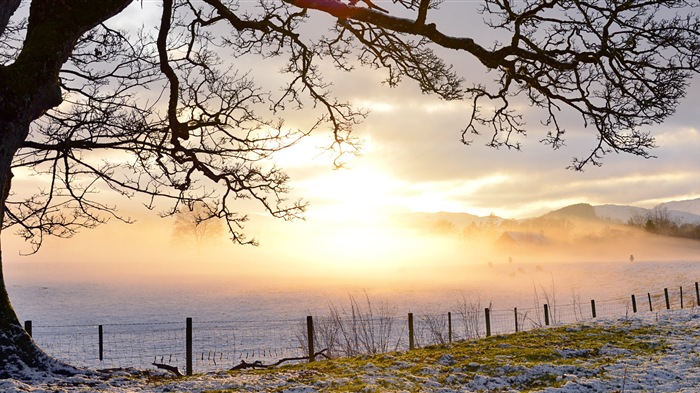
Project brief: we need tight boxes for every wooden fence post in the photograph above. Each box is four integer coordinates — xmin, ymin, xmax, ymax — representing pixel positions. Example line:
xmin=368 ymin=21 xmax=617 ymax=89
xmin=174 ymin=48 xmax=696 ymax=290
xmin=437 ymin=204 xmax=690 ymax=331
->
xmin=648 ymin=292 xmax=653 ymax=311
xmin=544 ymin=304 xmax=550 ymax=326
xmin=447 ymin=312 xmax=452 ymax=344
xmin=484 ymin=308 xmax=491 ymax=337
xmin=24 ymin=320 xmax=32 ymax=337
xmin=680 ymin=287 xmax=684 ymax=309
xmin=98 ymin=325 xmax=103 ymax=361
xmin=664 ymin=288 xmax=670 ymax=310
xmin=514 ymin=307 xmax=519 ymax=333
xmin=696 ymin=282 xmax=700 ymax=307
xmin=306 ymin=316 xmax=315 ymax=362
xmin=186 ymin=317 xmax=193 ymax=376
xmin=408 ymin=313 xmax=414 ymax=350
xmin=591 ymin=299 xmax=596 ymax=318
xmin=631 ymin=295 xmax=637 ymax=313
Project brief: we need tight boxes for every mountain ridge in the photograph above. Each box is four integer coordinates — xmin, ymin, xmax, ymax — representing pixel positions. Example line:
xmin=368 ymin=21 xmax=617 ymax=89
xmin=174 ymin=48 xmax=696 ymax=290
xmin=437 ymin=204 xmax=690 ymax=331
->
xmin=593 ymin=199 xmax=700 ymax=225
xmin=409 ymin=197 xmax=700 ymax=226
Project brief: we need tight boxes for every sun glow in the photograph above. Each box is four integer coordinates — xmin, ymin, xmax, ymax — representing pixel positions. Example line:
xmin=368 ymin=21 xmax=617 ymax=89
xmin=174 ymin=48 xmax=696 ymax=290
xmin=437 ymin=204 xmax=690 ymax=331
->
xmin=270 ymin=219 xmax=467 ymax=285
xmin=398 ymin=175 xmax=510 ymax=214
xmin=302 ymin=165 xmax=404 ymax=223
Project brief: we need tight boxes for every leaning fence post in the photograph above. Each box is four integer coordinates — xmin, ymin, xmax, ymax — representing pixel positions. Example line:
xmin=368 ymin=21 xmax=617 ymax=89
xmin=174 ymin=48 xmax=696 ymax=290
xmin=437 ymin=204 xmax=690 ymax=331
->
xmin=306 ymin=316 xmax=315 ymax=362
xmin=648 ymin=292 xmax=653 ymax=311
xmin=591 ymin=299 xmax=596 ymax=318
xmin=680 ymin=287 xmax=684 ymax=309
xmin=514 ymin=307 xmax=519 ymax=333
xmin=186 ymin=317 xmax=193 ymax=376
xmin=447 ymin=312 xmax=452 ymax=344
xmin=544 ymin=304 xmax=550 ymax=326
xmin=664 ymin=288 xmax=670 ymax=310
xmin=24 ymin=321 xmax=32 ymax=337
xmin=632 ymin=295 xmax=637 ymax=313
xmin=485 ymin=308 xmax=491 ymax=337
xmin=408 ymin=313 xmax=415 ymax=350
xmin=98 ymin=325 xmax=104 ymax=361
xmin=696 ymin=282 xmax=700 ymax=308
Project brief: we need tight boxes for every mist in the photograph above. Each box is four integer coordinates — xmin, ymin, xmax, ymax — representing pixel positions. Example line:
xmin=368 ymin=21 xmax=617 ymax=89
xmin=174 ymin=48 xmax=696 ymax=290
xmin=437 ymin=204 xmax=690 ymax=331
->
xmin=6 ymin=205 xmax=700 ymax=311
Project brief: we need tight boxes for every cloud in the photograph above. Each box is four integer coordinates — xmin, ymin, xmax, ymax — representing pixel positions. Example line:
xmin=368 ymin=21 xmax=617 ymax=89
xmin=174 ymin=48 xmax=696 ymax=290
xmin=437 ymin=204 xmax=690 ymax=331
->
xmin=100 ymin=1 xmax=700 ymax=224
xmin=279 ymin=73 xmax=700 ymax=220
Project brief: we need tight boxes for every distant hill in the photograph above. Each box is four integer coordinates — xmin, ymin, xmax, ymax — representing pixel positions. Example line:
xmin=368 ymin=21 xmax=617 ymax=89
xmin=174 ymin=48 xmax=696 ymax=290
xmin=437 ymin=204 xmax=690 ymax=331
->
xmin=593 ymin=204 xmax=649 ymax=223
xmin=403 ymin=198 xmax=700 ymax=261
xmin=543 ymin=203 xmax=598 ymax=221
xmin=402 ymin=211 xmax=503 ymax=227
xmin=658 ymin=198 xmax=700 ymax=216
xmin=405 ymin=198 xmax=700 ymax=230
xmin=657 ymin=209 xmax=700 ymax=225
xmin=593 ymin=203 xmax=700 ymax=225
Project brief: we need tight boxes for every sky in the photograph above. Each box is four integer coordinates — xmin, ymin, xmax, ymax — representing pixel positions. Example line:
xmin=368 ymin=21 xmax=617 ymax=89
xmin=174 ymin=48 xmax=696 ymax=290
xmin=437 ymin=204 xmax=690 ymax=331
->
xmin=4 ymin=1 xmax=700 ymax=289
xmin=251 ymin=0 xmax=700 ymax=220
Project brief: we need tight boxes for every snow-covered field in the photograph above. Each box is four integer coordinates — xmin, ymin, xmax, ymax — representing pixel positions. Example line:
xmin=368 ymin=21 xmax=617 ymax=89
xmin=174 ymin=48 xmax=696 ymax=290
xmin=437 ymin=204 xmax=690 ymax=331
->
xmin=3 ymin=259 xmax=699 ymax=391
xmin=5 ymin=260 xmax=700 ymax=375
xmin=2 ymin=308 xmax=700 ymax=392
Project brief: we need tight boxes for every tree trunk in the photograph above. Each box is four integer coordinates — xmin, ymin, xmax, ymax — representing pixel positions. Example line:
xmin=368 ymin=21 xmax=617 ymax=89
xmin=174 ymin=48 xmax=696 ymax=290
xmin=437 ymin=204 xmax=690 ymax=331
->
xmin=0 ymin=42 xmax=71 ymax=372
xmin=0 ymin=241 xmax=78 ymax=379
xmin=0 ymin=120 xmax=78 ymax=379
xmin=0 ymin=0 xmax=132 ymax=378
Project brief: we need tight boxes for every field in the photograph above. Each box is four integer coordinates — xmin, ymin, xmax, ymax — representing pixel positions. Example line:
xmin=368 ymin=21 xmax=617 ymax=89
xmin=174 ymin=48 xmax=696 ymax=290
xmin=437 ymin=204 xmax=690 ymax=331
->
xmin=2 ymin=308 xmax=700 ymax=392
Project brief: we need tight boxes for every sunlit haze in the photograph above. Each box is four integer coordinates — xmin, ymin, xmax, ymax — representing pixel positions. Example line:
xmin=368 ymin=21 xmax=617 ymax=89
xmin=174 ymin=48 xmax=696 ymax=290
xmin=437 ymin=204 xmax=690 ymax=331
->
xmin=5 ymin=1 xmax=700 ymax=295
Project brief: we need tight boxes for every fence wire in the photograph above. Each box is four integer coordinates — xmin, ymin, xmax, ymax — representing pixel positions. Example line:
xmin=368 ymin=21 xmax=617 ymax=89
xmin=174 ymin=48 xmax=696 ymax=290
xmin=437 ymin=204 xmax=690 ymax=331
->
xmin=28 ymin=283 xmax=700 ymax=374
xmin=31 ymin=319 xmax=306 ymax=373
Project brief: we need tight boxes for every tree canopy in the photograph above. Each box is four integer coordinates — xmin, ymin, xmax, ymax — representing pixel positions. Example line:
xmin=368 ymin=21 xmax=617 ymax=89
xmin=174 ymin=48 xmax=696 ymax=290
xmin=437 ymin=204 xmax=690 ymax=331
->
xmin=0 ymin=0 xmax=698 ymax=377
xmin=2 ymin=0 xmax=699 ymax=250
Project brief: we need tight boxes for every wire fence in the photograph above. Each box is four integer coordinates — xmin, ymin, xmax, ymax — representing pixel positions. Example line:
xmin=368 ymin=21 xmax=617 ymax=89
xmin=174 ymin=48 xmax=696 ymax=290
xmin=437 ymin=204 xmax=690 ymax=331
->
xmin=30 ymin=319 xmax=304 ymax=373
xmin=26 ymin=282 xmax=700 ymax=374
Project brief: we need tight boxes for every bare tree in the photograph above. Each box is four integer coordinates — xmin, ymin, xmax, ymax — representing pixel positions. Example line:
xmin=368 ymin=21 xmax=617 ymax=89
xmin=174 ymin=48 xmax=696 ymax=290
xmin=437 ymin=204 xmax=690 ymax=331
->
xmin=628 ymin=205 xmax=679 ymax=235
xmin=455 ymin=293 xmax=484 ymax=340
xmin=0 ymin=0 xmax=697 ymax=376
xmin=290 ymin=0 xmax=700 ymax=168
xmin=172 ymin=201 xmax=225 ymax=250
xmin=300 ymin=293 xmax=400 ymax=358
xmin=419 ymin=311 xmax=448 ymax=346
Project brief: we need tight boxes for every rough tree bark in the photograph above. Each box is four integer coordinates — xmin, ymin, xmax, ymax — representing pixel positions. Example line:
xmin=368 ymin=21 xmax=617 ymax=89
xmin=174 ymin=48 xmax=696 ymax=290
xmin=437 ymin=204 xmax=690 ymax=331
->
xmin=0 ymin=0 xmax=131 ymax=378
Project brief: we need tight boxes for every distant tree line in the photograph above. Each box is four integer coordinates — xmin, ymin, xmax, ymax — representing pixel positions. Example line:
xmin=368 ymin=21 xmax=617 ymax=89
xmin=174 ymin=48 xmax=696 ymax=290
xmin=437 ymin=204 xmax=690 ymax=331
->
xmin=627 ymin=207 xmax=700 ymax=240
xmin=427 ymin=214 xmax=575 ymax=240
xmin=428 ymin=205 xmax=700 ymax=244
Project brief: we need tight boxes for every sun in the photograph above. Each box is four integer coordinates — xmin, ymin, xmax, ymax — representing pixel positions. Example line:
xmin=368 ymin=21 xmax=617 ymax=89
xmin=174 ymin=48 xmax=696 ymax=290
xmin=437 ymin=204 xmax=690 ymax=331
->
xmin=300 ymin=164 xmax=403 ymax=224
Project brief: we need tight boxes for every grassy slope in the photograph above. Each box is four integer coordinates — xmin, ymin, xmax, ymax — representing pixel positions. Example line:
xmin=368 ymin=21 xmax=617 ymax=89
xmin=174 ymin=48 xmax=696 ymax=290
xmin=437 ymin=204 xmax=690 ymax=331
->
xmin=204 ymin=321 xmax=669 ymax=393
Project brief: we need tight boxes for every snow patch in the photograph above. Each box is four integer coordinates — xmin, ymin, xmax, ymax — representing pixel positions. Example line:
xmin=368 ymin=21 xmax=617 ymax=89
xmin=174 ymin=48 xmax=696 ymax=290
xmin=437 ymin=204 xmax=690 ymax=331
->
xmin=436 ymin=354 xmax=455 ymax=366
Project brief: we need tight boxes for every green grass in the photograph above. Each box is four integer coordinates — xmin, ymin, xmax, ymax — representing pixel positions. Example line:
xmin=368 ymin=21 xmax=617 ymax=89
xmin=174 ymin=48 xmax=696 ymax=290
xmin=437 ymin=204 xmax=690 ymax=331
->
xmin=200 ymin=321 xmax=669 ymax=393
